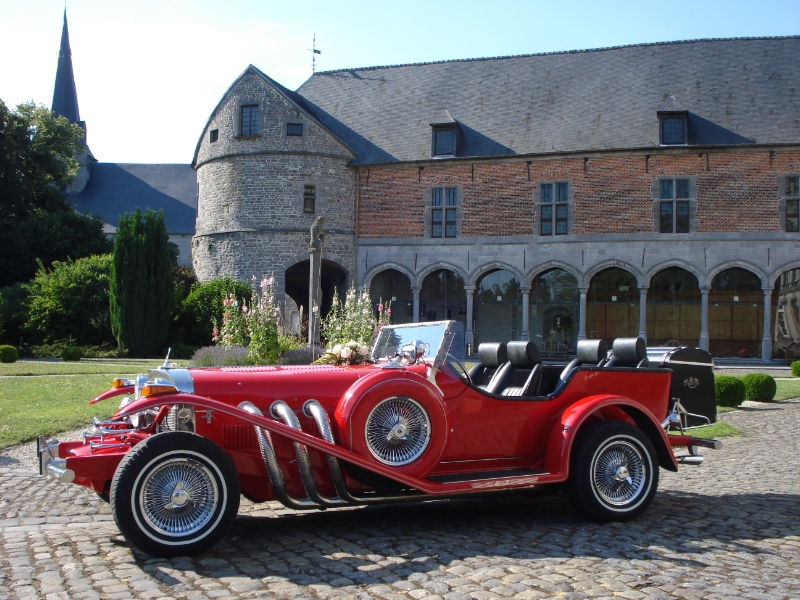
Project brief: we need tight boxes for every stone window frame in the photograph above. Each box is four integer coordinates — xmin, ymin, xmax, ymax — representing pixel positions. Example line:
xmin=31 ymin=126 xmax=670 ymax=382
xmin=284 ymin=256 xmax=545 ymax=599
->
xmin=285 ymin=122 xmax=305 ymax=138
xmin=209 ymin=129 xmax=219 ymax=143
xmin=778 ymin=174 xmax=800 ymax=233
xmin=303 ymin=184 xmax=316 ymax=214
xmin=423 ymin=185 xmax=463 ymax=238
xmin=651 ymin=176 xmax=698 ymax=233
xmin=235 ymin=102 xmax=262 ymax=138
xmin=533 ymin=180 xmax=574 ymax=237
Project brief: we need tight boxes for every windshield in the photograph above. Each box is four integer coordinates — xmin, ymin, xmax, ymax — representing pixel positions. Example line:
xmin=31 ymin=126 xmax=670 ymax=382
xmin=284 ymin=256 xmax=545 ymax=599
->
xmin=371 ymin=320 xmax=465 ymax=368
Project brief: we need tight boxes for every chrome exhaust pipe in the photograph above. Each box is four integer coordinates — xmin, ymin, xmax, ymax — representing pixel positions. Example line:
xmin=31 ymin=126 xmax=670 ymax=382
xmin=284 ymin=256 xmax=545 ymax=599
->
xmin=678 ymin=455 xmax=704 ymax=466
xmin=238 ymin=401 xmax=321 ymax=510
xmin=303 ymin=399 xmax=364 ymax=504
xmin=270 ymin=400 xmax=347 ymax=507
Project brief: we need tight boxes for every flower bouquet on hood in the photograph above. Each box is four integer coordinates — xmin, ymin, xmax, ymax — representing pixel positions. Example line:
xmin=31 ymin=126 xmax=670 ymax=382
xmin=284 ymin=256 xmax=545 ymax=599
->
xmin=313 ymin=339 xmax=372 ymax=366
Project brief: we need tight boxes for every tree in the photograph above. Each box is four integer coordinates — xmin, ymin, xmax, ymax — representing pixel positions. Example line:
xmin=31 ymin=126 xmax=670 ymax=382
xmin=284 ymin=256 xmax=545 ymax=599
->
xmin=0 ymin=100 xmax=84 ymax=227
xmin=110 ymin=209 xmax=174 ymax=356
xmin=0 ymin=210 xmax=112 ymax=287
xmin=25 ymin=255 xmax=113 ymax=345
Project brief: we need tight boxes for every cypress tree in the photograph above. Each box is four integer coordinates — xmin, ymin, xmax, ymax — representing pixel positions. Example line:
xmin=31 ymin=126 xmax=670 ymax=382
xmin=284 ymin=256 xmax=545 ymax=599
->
xmin=110 ymin=208 xmax=173 ymax=356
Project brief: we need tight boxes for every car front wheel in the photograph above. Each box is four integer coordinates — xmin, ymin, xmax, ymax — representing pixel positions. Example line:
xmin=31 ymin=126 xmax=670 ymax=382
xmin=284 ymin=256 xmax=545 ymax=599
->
xmin=567 ymin=420 xmax=659 ymax=522
xmin=110 ymin=431 xmax=240 ymax=557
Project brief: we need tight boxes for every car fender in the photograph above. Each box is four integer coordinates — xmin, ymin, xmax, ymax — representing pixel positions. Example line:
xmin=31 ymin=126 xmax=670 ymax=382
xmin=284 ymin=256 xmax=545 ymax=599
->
xmin=544 ymin=394 xmax=678 ymax=477
xmin=335 ymin=368 xmax=448 ymax=479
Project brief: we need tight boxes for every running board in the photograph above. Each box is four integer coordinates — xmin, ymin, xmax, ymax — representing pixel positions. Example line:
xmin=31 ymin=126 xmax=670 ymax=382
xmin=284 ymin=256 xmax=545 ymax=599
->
xmin=429 ymin=468 xmax=546 ymax=485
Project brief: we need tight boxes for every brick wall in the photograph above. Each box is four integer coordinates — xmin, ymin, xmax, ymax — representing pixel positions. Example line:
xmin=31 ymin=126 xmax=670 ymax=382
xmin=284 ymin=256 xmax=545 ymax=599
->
xmin=357 ymin=150 xmax=800 ymax=237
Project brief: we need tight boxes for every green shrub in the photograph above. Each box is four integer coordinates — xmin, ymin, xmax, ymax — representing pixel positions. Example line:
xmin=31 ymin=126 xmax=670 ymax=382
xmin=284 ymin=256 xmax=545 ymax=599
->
xmin=0 ymin=283 xmax=31 ymax=346
xmin=715 ymin=375 xmax=746 ymax=407
xmin=179 ymin=277 xmax=250 ymax=347
xmin=191 ymin=345 xmax=249 ymax=367
xmin=26 ymin=254 xmax=113 ymax=345
xmin=742 ymin=373 xmax=777 ymax=402
xmin=30 ymin=341 xmax=119 ymax=359
xmin=60 ymin=346 xmax=83 ymax=361
xmin=791 ymin=360 xmax=800 ymax=377
xmin=0 ymin=344 xmax=19 ymax=363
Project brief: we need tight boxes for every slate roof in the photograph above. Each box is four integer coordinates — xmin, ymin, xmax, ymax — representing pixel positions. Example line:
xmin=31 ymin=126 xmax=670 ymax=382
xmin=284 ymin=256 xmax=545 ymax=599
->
xmin=69 ymin=163 xmax=197 ymax=235
xmin=296 ymin=37 xmax=800 ymax=165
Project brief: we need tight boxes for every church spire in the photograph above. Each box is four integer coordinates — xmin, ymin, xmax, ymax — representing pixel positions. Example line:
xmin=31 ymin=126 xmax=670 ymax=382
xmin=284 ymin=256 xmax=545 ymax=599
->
xmin=52 ymin=9 xmax=81 ymax=124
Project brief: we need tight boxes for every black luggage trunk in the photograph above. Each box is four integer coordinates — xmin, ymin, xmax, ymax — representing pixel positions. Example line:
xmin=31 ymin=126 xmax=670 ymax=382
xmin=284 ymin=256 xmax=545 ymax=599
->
xmin=647 ymin=347 xmax=716 ymax=427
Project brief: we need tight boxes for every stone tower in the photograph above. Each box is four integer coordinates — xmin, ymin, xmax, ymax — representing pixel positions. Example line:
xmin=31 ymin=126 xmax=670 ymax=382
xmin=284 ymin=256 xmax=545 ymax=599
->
xmin=191 ymin=66 xmax=357 ymax=323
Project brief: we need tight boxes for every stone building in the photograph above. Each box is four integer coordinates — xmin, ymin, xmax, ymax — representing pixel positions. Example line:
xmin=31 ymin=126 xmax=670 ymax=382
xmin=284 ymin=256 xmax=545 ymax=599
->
xmin=195 ymin=37 xmax=800 ymax=362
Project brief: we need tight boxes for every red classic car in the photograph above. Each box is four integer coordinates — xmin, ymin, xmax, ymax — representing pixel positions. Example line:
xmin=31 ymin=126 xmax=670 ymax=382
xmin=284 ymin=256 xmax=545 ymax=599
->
xmin=38 ymin=321 xmax=720 ymax=557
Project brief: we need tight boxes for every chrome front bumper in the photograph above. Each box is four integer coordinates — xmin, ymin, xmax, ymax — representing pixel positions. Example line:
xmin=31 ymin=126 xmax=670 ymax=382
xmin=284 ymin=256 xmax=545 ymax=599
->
xmin=37 ymin=435 xmax=74 ymax=483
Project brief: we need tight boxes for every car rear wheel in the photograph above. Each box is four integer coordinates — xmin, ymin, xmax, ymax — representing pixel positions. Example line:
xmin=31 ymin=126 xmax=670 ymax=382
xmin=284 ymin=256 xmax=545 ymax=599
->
xmin=567 ymin=420 xmax=658 ymax=522
xmin=110 ymin=431 xmax=240 ymax=557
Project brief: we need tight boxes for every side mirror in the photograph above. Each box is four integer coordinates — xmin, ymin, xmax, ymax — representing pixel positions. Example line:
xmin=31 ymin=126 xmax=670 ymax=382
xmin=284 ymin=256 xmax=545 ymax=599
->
xmin=400 ymin=340 xmax=428 ymax=364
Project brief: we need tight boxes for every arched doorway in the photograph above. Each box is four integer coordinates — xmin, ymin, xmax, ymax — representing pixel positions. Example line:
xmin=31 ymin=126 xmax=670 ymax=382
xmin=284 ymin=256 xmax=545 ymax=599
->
xmin=709 ymin=267 xmax=763 ymax=357
xmin=474 ymin=269 xmax=521 ymax=345
xmin=587 ymin=267 xmax=639 ymax=346
xmin=369 ymin=269 xmax=413 ymax=324
xmin=284 ymin=259 xmax=347 ymax=321
xmin=420 ymin=269 xmax=466 ymax=328
xmin=530 ymin=268 xmax=579 ymax=351
xmin=647 ymin=267 xmax=700 ymax=347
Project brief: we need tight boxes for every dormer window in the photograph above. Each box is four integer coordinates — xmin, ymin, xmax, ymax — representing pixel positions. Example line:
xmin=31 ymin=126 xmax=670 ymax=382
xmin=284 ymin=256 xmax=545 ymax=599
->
xmin=433 ymin=128 xmax=455 ymax=156
xmin=657 ymin=96 xmax=688 ymax=146
xmin=430 ymin=110 xmax=460 ymax=158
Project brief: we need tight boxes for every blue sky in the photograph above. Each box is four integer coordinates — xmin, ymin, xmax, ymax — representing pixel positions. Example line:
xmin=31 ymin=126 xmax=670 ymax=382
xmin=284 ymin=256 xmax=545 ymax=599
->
xmin=1 ymin=0 xmax=798 ymax=163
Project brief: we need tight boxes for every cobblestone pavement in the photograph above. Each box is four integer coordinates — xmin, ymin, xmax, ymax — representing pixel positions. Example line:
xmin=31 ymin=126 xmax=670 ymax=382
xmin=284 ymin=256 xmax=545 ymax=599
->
xmin=1 ymin=401 xmax=799 ymax=600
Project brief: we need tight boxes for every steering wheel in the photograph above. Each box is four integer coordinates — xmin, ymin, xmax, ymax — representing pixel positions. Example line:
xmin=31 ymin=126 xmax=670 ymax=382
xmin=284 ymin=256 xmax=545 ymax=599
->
xmin=446 ymin=353 xmax=472 ymax=384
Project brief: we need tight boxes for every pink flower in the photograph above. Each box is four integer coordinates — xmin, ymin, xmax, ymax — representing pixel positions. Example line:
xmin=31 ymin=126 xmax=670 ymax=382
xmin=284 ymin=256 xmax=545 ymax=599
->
xmin=223 ymin=298 xmax=229 ymax=306
xmin=242 ymin=305 xmax=249 ymax=313
xmin=386 ymin=308 xmax=391 ymax=315
xmin=378 ymin=303 xmax=384 ymax=311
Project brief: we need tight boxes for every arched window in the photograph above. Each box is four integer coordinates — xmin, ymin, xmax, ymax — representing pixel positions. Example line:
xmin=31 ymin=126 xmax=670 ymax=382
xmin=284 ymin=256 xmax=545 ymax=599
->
xmin=474 ymin=269 xmax=521 ymax=345
xmin=369 ymin=269 xmax=413 ymax=324
xmin=587 ymin=267 xmax=639 ymax=346
xmin=420 ymin=269 xmax=466 ymax=328
xmin=530 ymin=269 xmax=579 ymax=351
xmin=709 ymin=267 xmax=763 ymax=357
xmin=647 ymin=267 xmax=700 ymax=347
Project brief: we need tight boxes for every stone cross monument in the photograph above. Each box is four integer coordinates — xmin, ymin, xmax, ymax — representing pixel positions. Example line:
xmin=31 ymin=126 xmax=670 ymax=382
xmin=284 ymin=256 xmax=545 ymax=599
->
xmin=308 ymin=217 xmax=325 ymax=347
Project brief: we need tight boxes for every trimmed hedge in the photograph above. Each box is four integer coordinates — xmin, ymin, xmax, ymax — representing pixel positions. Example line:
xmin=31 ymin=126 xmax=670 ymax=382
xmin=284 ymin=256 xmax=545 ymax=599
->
xmin=791 ymin=360 xmax=800 ymax=377
xmin=715 ymin=375 xmax=746 ymax=407
xmin=60 ymin=346 xmax=83 ymax=361
xmin=741 ymin=373 xmax=777 ymax=402
xmin=0 ymin=345 xmax=19 ymax=363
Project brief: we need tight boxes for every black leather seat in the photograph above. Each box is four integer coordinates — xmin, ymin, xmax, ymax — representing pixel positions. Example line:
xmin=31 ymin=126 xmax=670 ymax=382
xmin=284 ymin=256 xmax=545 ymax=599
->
xmin=559 ymin=339 xmax=608 ymax=382
xmin=467 ymin=343 xmax=508 ymax=390
xmin=605 ymin=337 xmax=649 ymax=368
xmin=500 ymin=341 xmax=544 ymax=397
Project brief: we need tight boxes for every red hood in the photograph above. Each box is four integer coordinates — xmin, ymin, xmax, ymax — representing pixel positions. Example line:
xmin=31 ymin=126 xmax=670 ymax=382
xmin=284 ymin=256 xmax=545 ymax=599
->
xmin=184 ymin=363 xmax=378 ymax=408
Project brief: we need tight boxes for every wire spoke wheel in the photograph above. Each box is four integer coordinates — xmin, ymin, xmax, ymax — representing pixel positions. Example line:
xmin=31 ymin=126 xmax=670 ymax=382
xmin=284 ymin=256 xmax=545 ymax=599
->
xmin=591 ymin=439 xmax=646 ymax=506
xmin=567 ymin=421 xmax=658 ymax=522
xmin=139 ymin=458 xmax=218 ymax=537
xmin=365 ymin=396 xmax=431 ymax=466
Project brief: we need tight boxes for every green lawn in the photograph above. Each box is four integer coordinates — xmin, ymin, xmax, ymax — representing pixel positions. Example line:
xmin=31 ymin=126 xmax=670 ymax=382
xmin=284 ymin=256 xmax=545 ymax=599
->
xmin=0 ymin=374 xmax=125 ymax=448
xmin=0 ymin=359 xmax=180 ymax=377
xmin=686 ymin=420 xmax=740 ymax=438
xmin=774 ymin=378 xmax=800 ymax=401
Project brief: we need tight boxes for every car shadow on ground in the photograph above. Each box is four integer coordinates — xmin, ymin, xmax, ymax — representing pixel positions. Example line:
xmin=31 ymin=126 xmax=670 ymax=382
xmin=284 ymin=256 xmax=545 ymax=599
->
xmin=133 ymin=488 xmax=800 ymax=585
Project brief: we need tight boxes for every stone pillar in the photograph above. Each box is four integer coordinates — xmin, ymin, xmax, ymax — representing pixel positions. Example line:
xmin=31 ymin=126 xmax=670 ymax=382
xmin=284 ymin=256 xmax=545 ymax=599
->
xmin=308 ymin=217 xmax=325 ymax=347
xmin=638 ymin=285 xmax=648 ymax=344
xmin=520 ymin=286 xmax=531 ymax=341
xmin=412 ymin=287 xmax=421 ymax=323
xmin=578 ymin=286 xmax=589 ymax=341
xmin=699 ymin=286 xmax=710 ymax=352
xmin=762 ymin=286 xmax=774 ymax=363
xmin=464 ymin=285 xmax=476 ymax=354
